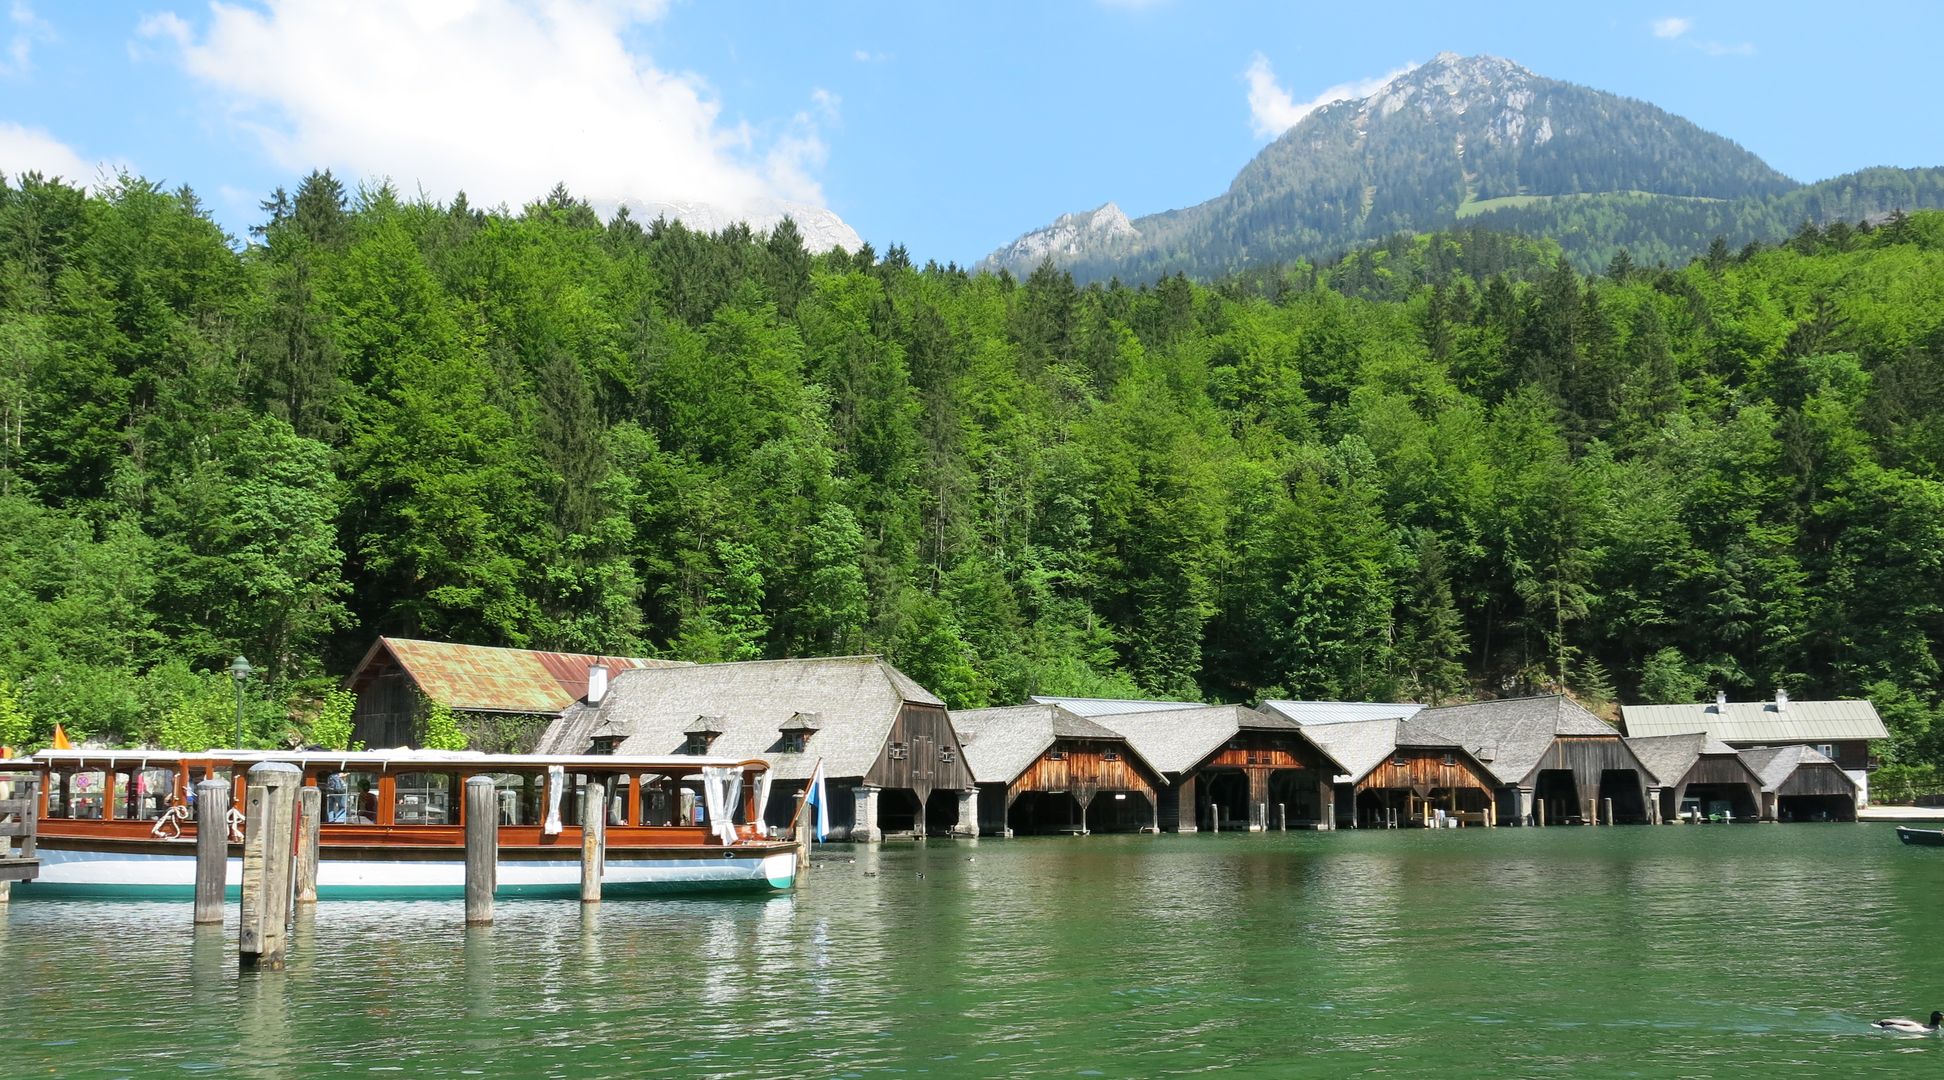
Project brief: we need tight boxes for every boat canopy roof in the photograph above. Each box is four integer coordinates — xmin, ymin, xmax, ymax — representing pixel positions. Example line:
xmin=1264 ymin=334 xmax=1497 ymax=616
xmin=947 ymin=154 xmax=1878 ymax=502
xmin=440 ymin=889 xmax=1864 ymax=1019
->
xmin=28 ymin=748 xmax=770 ymax=773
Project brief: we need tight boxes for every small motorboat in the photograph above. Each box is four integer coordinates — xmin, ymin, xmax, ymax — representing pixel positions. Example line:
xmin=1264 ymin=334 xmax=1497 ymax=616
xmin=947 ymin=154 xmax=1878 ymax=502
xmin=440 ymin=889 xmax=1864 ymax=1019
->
xmin=1895 ymin=826 xmax=1944 ymax=847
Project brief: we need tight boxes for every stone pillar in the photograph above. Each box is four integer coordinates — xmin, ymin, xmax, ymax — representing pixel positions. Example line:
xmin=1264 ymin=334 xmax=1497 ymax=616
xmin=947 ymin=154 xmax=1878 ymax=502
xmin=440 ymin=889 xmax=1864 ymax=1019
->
xmin=851 ymin=785 xmax=882 ymax=844
xmin=955 ymin=789 xmax=979 ymax=838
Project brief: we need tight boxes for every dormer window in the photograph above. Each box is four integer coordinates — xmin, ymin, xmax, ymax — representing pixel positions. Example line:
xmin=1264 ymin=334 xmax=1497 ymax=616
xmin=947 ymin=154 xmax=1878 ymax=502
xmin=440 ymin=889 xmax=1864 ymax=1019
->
xmin=779 ymin=712 xmax=821 ymax=754
xmin=684 ymin=715 xmax=723 ymax=755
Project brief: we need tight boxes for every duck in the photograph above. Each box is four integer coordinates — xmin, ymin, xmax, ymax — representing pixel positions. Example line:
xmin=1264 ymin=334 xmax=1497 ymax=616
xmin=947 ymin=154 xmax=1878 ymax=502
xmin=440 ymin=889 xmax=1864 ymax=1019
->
xmin=1871 ymin=1011 xmax=1941 ymax=1033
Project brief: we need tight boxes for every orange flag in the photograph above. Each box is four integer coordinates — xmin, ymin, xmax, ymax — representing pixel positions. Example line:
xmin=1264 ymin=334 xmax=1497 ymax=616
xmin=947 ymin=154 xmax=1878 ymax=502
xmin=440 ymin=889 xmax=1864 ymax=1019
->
xmin=51 ymin=724 xmax=72 ymax=750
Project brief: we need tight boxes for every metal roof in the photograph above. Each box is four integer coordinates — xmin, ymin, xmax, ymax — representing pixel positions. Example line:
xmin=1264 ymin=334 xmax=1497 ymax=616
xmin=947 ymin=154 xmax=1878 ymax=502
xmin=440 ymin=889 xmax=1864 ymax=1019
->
xmin=535 ymin=655 xmax=945 ymax=781
xmin=345 ymin=637 xmax=685 ymax=716
xmin=1258 ymin=700 xmax=1424 ymax=726
xmin=1621 ymin=699 xmax=1888 ymax=742
xmin=1028 ymin=695 xmax=1202 ymax=718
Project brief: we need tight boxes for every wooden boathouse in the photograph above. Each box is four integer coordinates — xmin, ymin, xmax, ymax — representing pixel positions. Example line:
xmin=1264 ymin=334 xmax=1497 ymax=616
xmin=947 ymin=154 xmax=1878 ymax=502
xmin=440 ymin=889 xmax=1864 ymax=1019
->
xmin=1621 ymin=693 xmax=1886 ymax=805
xmin=1283 ymin=714 xmax=1499 ymax=827
xmin=1626 ymin=733 xmax=1763 ymax=823
xmin=536 ymin=656 xmax=969 ymax=842
xmin=951 ymin=704 xmax=1164 ymax=836
xmin=1738 ymin=745 xmax=1860 ymax=821
xmin=342 ymin=637 xmax=686 ymax=751
xmin=1416 ymin=696 xmax=1660 ymax=825
xmin=1085 ymin=705 xmax=1341 ymax=832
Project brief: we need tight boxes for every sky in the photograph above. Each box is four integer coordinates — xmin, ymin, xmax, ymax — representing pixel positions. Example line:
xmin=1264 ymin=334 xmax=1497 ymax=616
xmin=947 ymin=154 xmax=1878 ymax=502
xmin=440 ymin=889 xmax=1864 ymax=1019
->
xmin=3 ymin=0 xmax=1941 ymax=265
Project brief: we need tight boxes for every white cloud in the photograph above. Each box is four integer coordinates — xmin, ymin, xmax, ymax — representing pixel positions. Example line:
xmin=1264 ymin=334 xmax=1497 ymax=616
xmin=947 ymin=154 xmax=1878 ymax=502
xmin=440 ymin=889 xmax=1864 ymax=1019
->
xmin=1651 ymin=16 xmax=1753 ymax=56
xmin=142 ymin=0 xmax=838 ymax=221
xmin=852 ymin=48 xmax=888 ymax=64
xmin=4 ymin=0 xmax=53 ymax=77
xmin=1244 ymin=53 xmax=1417 ymax=141
xmin=1651 ymin=16 xmax=1692 ymax=39
xmin=0 ymin=121 xmax=100 ymax=184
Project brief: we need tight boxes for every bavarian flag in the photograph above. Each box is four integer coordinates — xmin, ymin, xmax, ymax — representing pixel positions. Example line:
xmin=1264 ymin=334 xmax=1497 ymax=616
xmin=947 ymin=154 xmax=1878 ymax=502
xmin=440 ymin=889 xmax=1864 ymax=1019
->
xmin=803 ymin=758 xmax=830 ymax=842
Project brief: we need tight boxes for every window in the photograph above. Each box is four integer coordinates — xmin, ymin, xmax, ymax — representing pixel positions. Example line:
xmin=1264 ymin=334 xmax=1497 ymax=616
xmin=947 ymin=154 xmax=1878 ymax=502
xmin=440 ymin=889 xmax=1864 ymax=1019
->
xmin=1046 ymin=749 xmax=1066 ymax=761
xmin=1391 ymin=755 xmax=1408 ymax=768
xmin=323 ymin=771 xmax=382 ymax=824
xmin=1814 ymin=743 xmax=1836 ymax=760
xmin=685 ymin=733 xmax=715 ymax=755
xmin=889 ymin=741 xmax=908 ymax=760
xmin=479 ymin=773 xmax=542 ymax=825
xmin=781 ymin=731 xmax=808 ymax=754
xmin=49 ymin=770 xmax=107 ymax=819
xmin=1102 ymin=749 xmax=1120 ymax=762
xmin=939 ymin=746 xmax=957 ymax=765
xmin=637 ymin=775 xmax=679 ymax=825
xmin=394 ymin=772 xmax=455 ymax=825
xmin=1442 ymin=753 xmax=1457 ymax=767
xmin=118 ymin=766 xmax=178 ymax=821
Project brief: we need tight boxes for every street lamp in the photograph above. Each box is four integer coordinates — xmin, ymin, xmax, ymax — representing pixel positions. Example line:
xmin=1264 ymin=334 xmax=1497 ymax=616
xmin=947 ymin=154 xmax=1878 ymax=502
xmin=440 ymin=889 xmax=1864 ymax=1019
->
xmin=228 ymin=655 xmax=253 ymax=749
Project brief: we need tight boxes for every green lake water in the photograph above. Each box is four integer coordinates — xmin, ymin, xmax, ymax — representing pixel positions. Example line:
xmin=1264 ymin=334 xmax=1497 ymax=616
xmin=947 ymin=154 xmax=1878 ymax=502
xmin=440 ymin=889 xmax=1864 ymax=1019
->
xmin=3 ymin=824 xmax=1940 ymax=1077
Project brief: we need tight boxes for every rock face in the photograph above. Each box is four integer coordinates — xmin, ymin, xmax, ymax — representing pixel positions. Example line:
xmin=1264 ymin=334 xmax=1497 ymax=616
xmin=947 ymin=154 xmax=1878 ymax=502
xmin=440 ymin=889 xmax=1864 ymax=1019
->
xmin=644 ymin=197 xmax=861 ymax=253
xmin=980 ymin=52 xmax=1801 ymax=281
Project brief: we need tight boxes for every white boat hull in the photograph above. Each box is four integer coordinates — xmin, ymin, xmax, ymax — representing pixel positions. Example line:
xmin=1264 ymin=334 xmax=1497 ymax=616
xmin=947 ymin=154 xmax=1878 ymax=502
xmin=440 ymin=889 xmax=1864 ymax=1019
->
xmin=20 ymin=845 xmax=797 ymax=899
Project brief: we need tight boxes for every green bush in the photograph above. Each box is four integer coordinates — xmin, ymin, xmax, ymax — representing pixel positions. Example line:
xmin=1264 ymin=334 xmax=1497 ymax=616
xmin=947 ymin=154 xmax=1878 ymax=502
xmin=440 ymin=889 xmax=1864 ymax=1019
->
xmin=1872 ymin=763 xmax=1944 ymax=805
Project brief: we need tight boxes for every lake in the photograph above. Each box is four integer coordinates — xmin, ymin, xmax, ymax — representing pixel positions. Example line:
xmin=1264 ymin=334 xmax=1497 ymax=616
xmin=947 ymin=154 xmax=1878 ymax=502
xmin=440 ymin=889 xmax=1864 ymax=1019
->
xmin=2 ymin=824 xmax=1939 ymax=1077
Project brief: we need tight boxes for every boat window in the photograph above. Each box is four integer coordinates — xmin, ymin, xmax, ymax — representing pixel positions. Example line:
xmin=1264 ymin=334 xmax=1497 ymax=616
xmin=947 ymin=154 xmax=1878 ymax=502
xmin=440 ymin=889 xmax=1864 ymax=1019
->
xmin=322 ymin=771 xmax=382 ymax=824
xmin=637 ymin=774 xmax=679 ymax=825
xmin=480 ymin=773 xmax=541 ymax=825
xmin=50 ymin=770 xmax=108 ymax=819
xmin=395 ymin=772 xmax=455 ymax=825
xmin=118 ymin=767 xmax=177 ymax=820
xmin=562 ymin=774 xmax=627 ymax=826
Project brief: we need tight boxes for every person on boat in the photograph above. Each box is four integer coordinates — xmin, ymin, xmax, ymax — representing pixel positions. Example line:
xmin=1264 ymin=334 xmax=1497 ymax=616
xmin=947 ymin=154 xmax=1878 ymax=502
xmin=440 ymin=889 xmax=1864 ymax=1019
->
xmin=356 ymin=781 xmax=378 ymax=824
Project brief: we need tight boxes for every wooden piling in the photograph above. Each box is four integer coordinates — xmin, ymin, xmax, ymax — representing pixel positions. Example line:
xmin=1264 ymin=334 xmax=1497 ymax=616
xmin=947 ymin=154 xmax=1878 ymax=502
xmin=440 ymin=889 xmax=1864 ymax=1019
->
xmin=239 ymin=762 xmax=300 ymax=973
xmin=194 ymin=778 xmax=230 ymax=925
xmin=1324 ymin=799 xmax=1335 ymax=832
xmin=793 ymin=793 xmax=811 ymax=883
xmin=464 ymin=775 xmax=497 ymax=925
xmin=294 ymin=786 xmax=321 ymax=906
xmin=1537 ymin=800 xmax=1547 ymax=828
xmin=1277 ymin=803 xmax=1286 ymax=831
xmin=1602 ymin=797 xmax=1614 ymax=827
xmin=580 ymin=777 xmax=606 ymax=905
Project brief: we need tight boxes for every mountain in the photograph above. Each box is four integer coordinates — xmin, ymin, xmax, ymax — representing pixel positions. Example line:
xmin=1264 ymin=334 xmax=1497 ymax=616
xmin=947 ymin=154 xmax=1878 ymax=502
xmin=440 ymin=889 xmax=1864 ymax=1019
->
xmin=984 ymin=53 xmax=1944 ymax=280
xmin=644 ymin=197 xmax=861 ymax=252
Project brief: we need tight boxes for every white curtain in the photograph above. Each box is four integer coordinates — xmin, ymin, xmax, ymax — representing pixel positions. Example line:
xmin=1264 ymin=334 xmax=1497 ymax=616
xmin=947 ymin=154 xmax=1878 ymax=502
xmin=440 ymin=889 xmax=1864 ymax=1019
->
xmin=544 ymin=765 xmax=565 ymax=835
xmin=701 ymin=766 xmax=742 ymax=845
xmin=752 ymin=770 xmax=774 ymax=836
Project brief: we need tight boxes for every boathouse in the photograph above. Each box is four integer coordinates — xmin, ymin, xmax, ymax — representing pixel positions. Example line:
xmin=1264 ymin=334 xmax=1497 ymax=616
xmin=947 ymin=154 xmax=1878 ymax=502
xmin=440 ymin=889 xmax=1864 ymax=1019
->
xmin=1415 ymin=695 xmax=1660 ymax=825
xmin=1620 ymin=693 xmax=1885 ymax=805
xmin=1088 ymin=705 xmax=1341 ymax=832
xmin=342 ymin=637 xmax=684 ymax=751
xmin=1738 ymin=745 xmax=1860 ymax=821
xmin=535 ymin=656 xmax=969 ymax=842
xmin=1284 ymin=714 xmax=1498 ymax=827
xmin=1625 ymin=733 xmax=1761 ymax=823
xmin=952 ymin=704 xmax=1164 ymax=836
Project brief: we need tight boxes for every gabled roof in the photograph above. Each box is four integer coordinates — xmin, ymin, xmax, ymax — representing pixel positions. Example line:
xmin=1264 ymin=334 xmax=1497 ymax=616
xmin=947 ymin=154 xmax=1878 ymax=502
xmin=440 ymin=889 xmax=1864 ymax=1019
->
xmin=1029 ymin=695 xmax=1202 ymax=718
xmin=951 ymin=704 xmax=1156 ymax=785
xmin=1736 ymin=744 xmax=1858 ymax=793
xmin=1258 ymin=700 xmax=1424 ymax=726
xmin=1292 ymin=716 xmax=1480 ymax=784
xmin=1621 ymin=699 xmax=1888 ymax=742
xmin=1622 ymin=732 xmax=1747 ymax=788
xmin=535 ymin=655 xmax=945 ymax=781
xmin=343 ymin=637 xmax=684 ymax=716
xmin=1083 ymin=704 xmax=1326 ymax=776
xmin=1412 ymin=695 xmax=1619 ymax=786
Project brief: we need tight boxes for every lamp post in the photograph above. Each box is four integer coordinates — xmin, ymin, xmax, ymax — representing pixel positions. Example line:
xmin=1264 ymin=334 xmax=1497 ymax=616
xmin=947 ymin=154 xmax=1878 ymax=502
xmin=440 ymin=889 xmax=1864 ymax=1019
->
xmin=228 ymin=655 xmax=253 ymax=749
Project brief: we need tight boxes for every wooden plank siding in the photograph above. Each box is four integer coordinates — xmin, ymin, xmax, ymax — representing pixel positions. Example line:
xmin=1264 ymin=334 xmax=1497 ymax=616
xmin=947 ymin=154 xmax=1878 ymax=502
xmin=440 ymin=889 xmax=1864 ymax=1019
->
xmin=1004 ymin=739 xmax=1158 ymax=809
xmin=1777 ymin=764 xmax=1858 ymax=798
xmin=864 ymin=703 xmax=973 ymax=805
xmin=1358 ymin=748 xmax=1494 ymax=797
xmin=1189 ymin=732 xmax=1337 ymax=830
xmin=351 ymin=657 xmax=421 ymax=750
xmin=1522 ymin=735 xmax=1658 ymax=823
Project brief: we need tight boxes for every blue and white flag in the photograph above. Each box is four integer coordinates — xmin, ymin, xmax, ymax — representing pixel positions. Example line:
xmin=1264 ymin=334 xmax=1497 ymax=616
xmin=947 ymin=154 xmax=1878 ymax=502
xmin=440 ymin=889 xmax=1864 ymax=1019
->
xmin=803 ymin=758 xmax=830 ymax=842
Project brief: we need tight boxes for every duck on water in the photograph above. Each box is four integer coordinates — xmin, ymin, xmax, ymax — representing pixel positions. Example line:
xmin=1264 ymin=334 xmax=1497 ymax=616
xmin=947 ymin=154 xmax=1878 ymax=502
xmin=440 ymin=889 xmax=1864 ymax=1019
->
xmin=1871 ymin=1011 xmax=1942 ymax=1034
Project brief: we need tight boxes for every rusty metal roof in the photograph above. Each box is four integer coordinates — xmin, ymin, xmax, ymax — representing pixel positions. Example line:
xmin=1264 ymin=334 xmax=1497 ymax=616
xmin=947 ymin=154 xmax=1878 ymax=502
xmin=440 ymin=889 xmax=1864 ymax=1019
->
xmin=345 ymin=638 xmax=687 ymax=716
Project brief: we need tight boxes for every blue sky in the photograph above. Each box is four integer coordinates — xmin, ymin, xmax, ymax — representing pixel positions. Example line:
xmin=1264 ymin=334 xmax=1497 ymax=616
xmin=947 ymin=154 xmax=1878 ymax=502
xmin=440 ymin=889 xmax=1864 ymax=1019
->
xmin=3 ymin=1 xmax=1939 ymax=264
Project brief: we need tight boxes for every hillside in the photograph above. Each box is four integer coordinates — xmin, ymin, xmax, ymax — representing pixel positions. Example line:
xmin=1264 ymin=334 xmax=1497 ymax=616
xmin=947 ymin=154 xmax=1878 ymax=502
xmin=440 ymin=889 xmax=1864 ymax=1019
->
xmin=984 ymin=53 xmax=1944 ymax=280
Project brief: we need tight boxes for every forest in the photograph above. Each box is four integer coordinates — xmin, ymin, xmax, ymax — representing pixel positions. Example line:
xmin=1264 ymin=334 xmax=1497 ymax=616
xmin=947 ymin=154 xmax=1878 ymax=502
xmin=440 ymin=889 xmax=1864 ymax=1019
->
xmin=2 ymin=171 xmax=1942 ymax=788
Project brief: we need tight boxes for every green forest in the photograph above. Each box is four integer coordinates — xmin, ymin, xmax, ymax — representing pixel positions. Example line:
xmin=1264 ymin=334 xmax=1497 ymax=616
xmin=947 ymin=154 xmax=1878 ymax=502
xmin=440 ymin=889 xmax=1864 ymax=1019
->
xmin=3 ymin=171 xmax=1943 ymax=787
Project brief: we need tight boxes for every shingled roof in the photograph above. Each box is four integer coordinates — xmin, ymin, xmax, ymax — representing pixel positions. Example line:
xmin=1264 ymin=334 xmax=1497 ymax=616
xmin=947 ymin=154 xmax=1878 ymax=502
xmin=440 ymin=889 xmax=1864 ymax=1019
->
xmin=1623 ymin=733 xmax=1747 ymax=788
xmin=1412 ymin=695 xmax=1619 ymax=786
xmin=1737 ymin=744 xmax=1858 ymax=793
xmin=1622 ymin=698 xmax=1888 ymax=742
xmin=343 ymin=637 xmax=684 ymax=716
xmin=952 ymin=704 xmax=1157 ymax=785
xmin=1083 ymin=704 xmax=1332 ymax=776
xmin=1290 ymin=715 xmax=1481 ymax=784
xmin=534 ymin=655 xmax=943 ymax=781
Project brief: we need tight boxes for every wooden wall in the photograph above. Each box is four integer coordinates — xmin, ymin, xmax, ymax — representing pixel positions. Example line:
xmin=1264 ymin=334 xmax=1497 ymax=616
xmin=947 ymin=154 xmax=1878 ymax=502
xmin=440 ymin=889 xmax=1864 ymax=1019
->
xmin=866 ymin=703 xmax=973 ymax=801
xmin=1777 ymin=764 xmax=1857 ymax=798
xmin=1357 ymin=748 xmax=1493 ymax=794
xmin=1008 ymin=739 xmax=1157 ymax=806
xmin=1681 ymin=756 xmax=1761 ymax=787
xmin=350 ymin=656 xmax=420 ymax=749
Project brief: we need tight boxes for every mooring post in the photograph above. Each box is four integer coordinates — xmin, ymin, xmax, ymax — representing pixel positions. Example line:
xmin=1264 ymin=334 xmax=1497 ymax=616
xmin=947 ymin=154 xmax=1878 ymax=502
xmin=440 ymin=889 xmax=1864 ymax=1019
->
xmin=1537 ymin=800 xmax=1547 ymax=828
xmin=1324 ymin=799 xmax=1335 ymax=831
xmin=194 ymin=777 xmax=230 ymax=925
xmin=464 ymin=775 xmax=497 ymax=925
xmin=1277 ymin=803 xmax=1286 ymax=831
xmin=580 ymin=776 xmax=606 ymax=905
xmin=239 ymin=762 xmax=300 ymax=973
xmin=295 ymin=786 xmax=321 ymax=906
xmin=1602 ymin=797 xmax=1614 ymax=827
xmin=792 ymin=793 xmax=811 ymax=883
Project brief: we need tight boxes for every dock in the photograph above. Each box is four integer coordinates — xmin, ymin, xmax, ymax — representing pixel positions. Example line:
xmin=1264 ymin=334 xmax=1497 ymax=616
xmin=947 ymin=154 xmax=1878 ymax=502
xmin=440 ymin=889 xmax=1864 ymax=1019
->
xmin=0 ymin=766 xmax=40 ymax=890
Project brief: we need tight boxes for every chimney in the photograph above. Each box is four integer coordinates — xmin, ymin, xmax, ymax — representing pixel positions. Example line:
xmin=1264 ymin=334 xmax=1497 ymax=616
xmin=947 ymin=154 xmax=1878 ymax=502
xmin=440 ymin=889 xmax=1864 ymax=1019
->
xmin=586 ymin=663 xmax=610 ymax=705
xmin=1715 ymin=690 xmax=1727 ymax=710
xmin=1775 ymin=688 xmax=1788 ymax=712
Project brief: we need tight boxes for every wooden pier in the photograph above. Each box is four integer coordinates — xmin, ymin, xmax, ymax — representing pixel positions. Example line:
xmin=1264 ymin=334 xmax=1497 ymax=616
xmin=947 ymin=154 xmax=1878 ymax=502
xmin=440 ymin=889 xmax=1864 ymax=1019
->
xmin=0 ymin=767 xmax=40 ymax=892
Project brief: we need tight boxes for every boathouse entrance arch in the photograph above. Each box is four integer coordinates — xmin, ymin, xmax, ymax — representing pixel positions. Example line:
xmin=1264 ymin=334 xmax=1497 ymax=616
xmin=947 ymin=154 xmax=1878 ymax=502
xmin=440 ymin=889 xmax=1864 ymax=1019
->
xmin=1596 ymin=770 xmax=1649 ymax=823
xmin=1532 ymin=769 xmax=1582 ymax=824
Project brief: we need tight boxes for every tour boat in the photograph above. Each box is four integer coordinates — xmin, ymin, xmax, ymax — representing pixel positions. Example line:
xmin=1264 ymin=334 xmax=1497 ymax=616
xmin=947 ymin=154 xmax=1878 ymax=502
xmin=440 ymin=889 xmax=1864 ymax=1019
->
xmin=12 ymin=748 xmax=799 ymax=899
xmin=1895 ymin=826 xmax=1944 ymax=848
